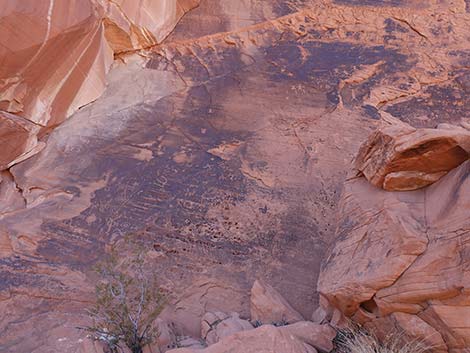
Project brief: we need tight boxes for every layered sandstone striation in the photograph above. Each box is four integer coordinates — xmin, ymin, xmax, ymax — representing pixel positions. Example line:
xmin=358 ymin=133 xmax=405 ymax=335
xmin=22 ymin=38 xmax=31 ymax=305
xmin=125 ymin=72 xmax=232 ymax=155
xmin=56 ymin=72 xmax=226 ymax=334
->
xmin=355 ymin=115 xmax=470 ymax=191
xmin=0 ymin=0 xmax=199 ymax=169
xmin=3 ymin=0 xmax=470 ymax=352
xmin=0 ymin=111 xmax=42 ymax=170
xmin=319 ymin=121 xmax=470 ymax=353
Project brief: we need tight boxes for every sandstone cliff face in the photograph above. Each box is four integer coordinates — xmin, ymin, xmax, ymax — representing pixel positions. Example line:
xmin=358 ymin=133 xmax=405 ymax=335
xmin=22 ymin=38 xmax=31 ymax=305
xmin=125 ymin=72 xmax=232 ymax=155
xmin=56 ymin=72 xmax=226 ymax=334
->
xmin=0 ymin=0 xmax=198 ymax=169
xmin=318 ymin=121 xmax=470 ymax=353
xmin=2 ymin=0 xmax=470 ymax=352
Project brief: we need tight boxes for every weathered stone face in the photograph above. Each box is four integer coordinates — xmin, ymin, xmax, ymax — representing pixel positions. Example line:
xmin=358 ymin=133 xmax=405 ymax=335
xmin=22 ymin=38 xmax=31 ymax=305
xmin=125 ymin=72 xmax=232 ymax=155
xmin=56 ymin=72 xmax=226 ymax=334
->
xmin=201 ymin=311 xmax=253 ymax=345
xmin=167 ymin=322 xmax=335 ymax=353
xmin=250 ymin=280 xmax=304 ymax=324
xmin=0 ymin=111 xmax=41 ymax=170
xmin=354 ymin=115 xmax=470 ymax=191
xmin=0 ymin=0 xmax=199 ymax=169
xmin=2 ymin=0 xmax=470 ymax=352
xmin=319 ymin=148 xmax=470 ymax=353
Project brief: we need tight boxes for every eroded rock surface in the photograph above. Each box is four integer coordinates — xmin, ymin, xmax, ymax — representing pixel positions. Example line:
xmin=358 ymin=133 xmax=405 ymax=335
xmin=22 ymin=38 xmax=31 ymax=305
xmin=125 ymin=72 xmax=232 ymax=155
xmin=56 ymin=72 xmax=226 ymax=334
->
xmin=319 ymin=150 xmax=470 ymax=352
xmin=0 ymin=0 xmax=198 ymax=168
xmin=355 ymin=115 xmax=470 ymax=191
xmin=250 ymin=279 xmax=304 ymax=324
xmin=168 ymin=322 xmax=335 ymax=353
xmin=3 ymin=0 xmax=470 ymax=352
xmin=0 ymin=111 xmax=42 ymax=170
xmin=201 ymin=311 xmax=253 ymax=345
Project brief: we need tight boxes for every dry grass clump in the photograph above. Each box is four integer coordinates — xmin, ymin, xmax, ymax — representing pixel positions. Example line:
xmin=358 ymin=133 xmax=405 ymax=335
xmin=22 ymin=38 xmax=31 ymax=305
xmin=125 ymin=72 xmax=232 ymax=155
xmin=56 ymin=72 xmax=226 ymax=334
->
xmin=334 ymin=328 xmax=432 ymax=353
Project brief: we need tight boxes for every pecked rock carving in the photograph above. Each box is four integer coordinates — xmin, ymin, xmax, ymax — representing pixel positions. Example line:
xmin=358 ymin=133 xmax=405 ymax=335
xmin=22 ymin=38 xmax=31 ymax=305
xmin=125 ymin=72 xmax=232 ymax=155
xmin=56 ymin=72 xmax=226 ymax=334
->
xmin=3 ymin=0 xmax=470 ymax=352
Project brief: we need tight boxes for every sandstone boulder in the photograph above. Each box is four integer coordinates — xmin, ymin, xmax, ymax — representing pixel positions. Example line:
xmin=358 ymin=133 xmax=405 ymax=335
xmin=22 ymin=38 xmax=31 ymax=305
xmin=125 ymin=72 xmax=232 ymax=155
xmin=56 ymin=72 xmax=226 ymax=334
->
xmin=279 ymin=322 xmax=336 ymax=353
xmin=201 ymin=311 xmax=253 ymax=345
xmin=167 ymin=322 xmax=335 ymax=353
xmin=355 ymin=115 xmax=470 ymax=191
xmin=319 ymin=152 xmax=470 ymax=352
xmin=250 ymin=280 xmax=304 ymax=325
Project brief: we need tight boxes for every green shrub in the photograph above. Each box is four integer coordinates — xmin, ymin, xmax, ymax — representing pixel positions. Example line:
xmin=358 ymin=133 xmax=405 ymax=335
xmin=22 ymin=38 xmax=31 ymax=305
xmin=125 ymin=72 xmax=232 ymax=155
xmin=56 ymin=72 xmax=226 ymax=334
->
xmin=80 ymin=247 xmax=166 ymax=353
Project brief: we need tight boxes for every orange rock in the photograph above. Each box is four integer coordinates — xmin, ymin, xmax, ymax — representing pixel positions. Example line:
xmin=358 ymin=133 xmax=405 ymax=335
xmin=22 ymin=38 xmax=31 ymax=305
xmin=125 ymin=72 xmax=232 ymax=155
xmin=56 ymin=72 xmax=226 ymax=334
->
xmin=355 ymin=115 xmax=470 ymax=191
xmin=167 ymin=322 xmax=335 ymax=353
xmin=280 ymin=322 xmax=336 ymax=353
xmin=0 ymin=0 xmax=199 ymax=169
xmin=317 ymin=172 xmax=428 ymax=316
xmin=392 ymin=312 xmax=447 ymax=353
xmin=5 ymin=1 xmax=470 ymax=352
xmin=0 ymin=111 xmax=41 ymax=169
xmin=0 ymin=230 xmax=13 ymax=258
xmin=319 ymin=142 xmax=470 ymax=352
xmin=201 ymin=311 xmax=253 ymax=345
xmin=250 ymin=280 xmax=304 ymax=325
xmin=0 ymin=0 xmax=112 ymax=128
xmin=104 ymin=0 xmax=200 ymax=53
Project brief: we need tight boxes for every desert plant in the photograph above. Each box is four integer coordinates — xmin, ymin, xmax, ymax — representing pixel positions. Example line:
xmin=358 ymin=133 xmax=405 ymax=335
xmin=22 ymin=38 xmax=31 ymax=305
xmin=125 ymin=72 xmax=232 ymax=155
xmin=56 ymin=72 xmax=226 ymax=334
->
xmin=334 ymin=327 xmax=432 ymax=353
xmin=79 ymin=247 xmax=166 ymax=353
